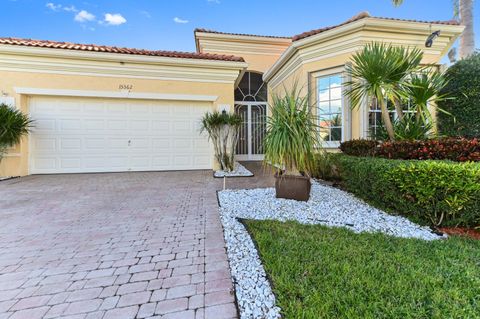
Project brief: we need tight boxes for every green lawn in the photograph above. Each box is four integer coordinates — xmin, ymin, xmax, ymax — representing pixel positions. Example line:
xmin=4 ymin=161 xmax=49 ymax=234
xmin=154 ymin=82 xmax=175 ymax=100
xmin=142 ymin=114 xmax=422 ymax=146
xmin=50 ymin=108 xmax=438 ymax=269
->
xmin=244 ymin=220 xmax=480 ymax=319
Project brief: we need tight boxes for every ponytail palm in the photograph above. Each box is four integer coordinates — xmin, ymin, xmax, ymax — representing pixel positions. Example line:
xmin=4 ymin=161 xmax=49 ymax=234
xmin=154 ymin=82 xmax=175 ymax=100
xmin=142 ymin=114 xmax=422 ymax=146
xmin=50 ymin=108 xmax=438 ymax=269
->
xmin=263 ymin=86 xmax=320 ymax=176
xmin=200 ymin=111 xmax=241 ymax=172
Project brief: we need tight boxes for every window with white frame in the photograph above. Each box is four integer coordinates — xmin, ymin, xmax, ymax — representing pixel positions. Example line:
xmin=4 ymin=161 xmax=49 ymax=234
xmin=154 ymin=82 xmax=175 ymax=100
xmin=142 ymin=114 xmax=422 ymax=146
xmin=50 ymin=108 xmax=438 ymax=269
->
xmin=368 ymin=98 xmax=416 ymax=139
xmin=317 ymin=74 xmax=343 ymax=144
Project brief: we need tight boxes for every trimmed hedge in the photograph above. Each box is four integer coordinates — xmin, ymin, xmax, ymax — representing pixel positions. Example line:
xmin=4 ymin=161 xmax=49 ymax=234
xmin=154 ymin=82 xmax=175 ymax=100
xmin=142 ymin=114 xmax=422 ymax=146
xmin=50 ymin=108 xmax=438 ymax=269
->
xmin=339 ymin=138 xmax=480 ymax=162
xmin=377 ymin=138 xmax=480 ymax=162
xmin=438 ymin=52 xmax=480 ymax=138
xmin=327 ymin=154 xmax=480 ymax=228
xmin=339 ymin=139 xmax=379 ymax=157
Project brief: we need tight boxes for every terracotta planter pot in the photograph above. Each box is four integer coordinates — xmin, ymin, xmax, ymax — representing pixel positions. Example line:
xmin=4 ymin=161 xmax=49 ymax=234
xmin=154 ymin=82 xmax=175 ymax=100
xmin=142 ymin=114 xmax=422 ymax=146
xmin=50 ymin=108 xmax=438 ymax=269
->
xmin=274 ymin=173 xmax=311 ymax=201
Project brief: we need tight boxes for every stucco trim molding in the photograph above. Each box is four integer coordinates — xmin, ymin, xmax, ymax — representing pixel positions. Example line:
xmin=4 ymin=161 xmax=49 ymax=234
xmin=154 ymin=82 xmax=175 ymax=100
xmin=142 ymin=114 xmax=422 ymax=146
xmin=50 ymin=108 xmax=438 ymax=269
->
xmin=14 ymin=87 xmax=218 ymax=102
xmin=264 ymin=18 xmax=464 ymax=83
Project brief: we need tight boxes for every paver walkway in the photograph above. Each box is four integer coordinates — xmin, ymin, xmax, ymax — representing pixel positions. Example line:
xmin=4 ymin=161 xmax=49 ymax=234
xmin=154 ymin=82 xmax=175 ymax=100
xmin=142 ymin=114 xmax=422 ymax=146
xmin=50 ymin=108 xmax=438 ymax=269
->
xmin=0 ymin=164 xmax=273 ymax=319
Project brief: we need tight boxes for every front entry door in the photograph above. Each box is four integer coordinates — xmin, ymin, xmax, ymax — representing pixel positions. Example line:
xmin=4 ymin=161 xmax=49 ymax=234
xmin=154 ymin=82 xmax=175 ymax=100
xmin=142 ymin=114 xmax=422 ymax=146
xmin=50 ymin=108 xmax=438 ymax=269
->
xmin=235 ymin=102 xmax=266 ymax=161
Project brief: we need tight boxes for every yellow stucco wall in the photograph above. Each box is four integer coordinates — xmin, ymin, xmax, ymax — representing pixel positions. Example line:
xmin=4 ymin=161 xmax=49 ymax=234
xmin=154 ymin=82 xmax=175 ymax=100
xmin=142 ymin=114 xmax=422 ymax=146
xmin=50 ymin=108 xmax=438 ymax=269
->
xmin=224 ymin=52 xmax=284 ymax=74
xmin=0 ymin=70 xmax=236 ymax=176
xmin=195 ymin=32 xmax=291 ymax=74
xmin=267 ymin=20 xmax=462 ymax=149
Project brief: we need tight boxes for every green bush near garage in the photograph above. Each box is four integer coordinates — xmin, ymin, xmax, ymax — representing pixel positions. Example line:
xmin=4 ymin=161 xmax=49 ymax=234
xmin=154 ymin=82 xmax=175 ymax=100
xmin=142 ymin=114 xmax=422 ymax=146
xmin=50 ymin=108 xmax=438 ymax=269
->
xmin=321 ymin=154 xmax=480 ymax=228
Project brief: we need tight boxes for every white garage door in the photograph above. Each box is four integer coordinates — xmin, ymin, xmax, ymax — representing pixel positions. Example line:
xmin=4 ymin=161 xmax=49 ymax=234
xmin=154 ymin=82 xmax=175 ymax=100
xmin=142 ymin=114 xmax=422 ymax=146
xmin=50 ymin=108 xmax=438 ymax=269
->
xmin=29 ymin=96 xmax=213 ymax=174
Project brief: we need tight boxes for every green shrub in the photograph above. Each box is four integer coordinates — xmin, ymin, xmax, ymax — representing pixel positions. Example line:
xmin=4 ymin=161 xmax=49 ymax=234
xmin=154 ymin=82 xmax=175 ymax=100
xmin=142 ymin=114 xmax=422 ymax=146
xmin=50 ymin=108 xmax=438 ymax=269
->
xmin=339 ymin=139 xmax=379 ymax=157
xmin=0 ymin=103 xmax=33 ymax=163
xmin=438 ymin=52 xmax=480 ymax=138
xmin=333 ymin=155 xmax=480 ymax=228
xmin=376 ymin=138 xmax=480 ymax=162
xmin=312 ymin=152 xmax=340 ymax=181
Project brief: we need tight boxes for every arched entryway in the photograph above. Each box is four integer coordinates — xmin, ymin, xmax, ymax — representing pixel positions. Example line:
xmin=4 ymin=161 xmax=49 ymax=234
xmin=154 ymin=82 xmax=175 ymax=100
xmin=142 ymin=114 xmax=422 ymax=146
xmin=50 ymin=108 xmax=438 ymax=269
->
xmin=234 ymin=71 xmax=267 ymax=160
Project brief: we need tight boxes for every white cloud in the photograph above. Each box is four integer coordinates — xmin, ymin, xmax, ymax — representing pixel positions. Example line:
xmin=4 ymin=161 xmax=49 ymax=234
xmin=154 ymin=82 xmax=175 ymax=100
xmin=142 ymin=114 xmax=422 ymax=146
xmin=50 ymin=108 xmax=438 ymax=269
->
xmin=74 ymin=10 xmax=95 ymax=22
xmin=46 ymin=2 xmax=62 ymax=11
xmin=63 ymin=5 xmax=78 ymax=12
xmin=207 ymin=0 xmax=220 ymax=3
xmin=173 ymin=17 xmax=188 ymax=24
xmin=104 ymin=13 xmax=127 ymax=26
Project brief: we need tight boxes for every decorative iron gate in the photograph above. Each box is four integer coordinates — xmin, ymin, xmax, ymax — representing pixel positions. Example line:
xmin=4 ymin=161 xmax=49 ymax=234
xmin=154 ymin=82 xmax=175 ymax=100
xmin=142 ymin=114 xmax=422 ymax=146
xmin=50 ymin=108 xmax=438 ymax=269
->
xmin=235 ymin=102 xmax=266 ymax=160
xmin=234 ymin=71 xmax=267 ymax=160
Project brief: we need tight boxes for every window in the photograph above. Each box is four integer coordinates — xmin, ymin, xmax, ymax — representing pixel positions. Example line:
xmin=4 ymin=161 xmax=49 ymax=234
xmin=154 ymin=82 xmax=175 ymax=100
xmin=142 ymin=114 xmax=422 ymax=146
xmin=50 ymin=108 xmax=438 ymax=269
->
xmin=368 ymin=98 xmax=415 ymax=139
xmin=234 ymin=72 xmax=267 ymax=102
xmin=317 ymin=74 xmax=343 ymax=144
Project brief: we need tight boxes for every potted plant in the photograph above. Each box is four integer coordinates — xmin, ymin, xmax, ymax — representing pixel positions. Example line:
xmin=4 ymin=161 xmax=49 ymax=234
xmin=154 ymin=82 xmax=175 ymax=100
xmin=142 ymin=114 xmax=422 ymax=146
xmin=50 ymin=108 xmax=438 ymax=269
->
xmin=263 ymin=86 xmax=320 ymax=201
xmin=0 ymin=103 xmax=32 ymax=165
xmin=200 ymin=110 xmax=241 ymax=172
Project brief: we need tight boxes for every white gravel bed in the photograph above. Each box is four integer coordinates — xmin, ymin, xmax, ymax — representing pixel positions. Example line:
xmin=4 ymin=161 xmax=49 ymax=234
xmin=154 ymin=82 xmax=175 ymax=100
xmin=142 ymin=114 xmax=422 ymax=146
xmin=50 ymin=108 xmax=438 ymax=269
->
xmin=217 ymin=181 xmax=442 ymax=319
xmin=214 ymin=162 xmax=253 ymax=177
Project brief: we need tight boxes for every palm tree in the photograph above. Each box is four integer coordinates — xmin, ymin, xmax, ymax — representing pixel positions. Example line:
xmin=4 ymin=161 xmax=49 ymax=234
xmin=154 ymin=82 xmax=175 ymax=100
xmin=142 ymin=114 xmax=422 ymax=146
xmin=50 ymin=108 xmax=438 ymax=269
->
xmin=0 ymin=104 xmax=32 ymax=163
xmin=406 ymin=72 xmax=450 ymax=124
xmin=345 ymin=43 xmax=422 ymax=140
xmin=458 ymin=0 xmax=475 ymax=58
xmin=392 ymin=0 xmax=475 ymax=59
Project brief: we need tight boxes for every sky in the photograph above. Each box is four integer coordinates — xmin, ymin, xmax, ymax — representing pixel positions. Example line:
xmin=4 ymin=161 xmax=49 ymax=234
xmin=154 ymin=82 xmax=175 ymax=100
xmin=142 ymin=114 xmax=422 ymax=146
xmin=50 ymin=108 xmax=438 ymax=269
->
xmin=0 ymin=0 xmax=478 ymax=53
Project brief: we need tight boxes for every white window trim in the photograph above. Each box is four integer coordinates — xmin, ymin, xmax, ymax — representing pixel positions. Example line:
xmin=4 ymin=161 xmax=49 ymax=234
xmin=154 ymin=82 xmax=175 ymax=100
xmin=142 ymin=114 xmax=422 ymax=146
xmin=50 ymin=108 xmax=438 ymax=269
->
xmin=312 ymin=66 xmax=350 ymax=148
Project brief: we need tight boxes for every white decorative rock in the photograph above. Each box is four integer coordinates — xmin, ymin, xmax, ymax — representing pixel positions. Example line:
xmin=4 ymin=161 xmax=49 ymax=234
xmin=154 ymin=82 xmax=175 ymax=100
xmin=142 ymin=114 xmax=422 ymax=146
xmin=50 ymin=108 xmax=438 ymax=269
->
xmin=218 ymin=181 xmax=443 ymax=319
xmin=214 ymin=162 xmax=254 ymax=178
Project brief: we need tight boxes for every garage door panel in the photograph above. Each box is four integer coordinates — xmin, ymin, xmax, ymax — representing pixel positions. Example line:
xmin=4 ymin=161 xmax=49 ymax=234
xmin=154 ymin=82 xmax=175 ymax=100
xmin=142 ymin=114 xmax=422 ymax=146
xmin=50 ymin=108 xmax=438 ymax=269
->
xmin=130 ymin=138 xmax=150 ymax=150
xmin=107 ymin=104 xmax=129 ymax=113
xmin=108 ymin=156 xmax=130 ymax=169
xmin=107 ymin=120 xmax=129 ymax=130
xmin=34 ymin=138 xmax=57 ymax=152
xmin=30 ymin=96 xmax=212 ymax=174
xmin=34 ymin=119 xmax=57 ymax=131
xmin=33 ymin=157 xmax=57 ymax=170
xmin=60 ymin=138 xmax=82 ymax=151
xmin=60 ymin=158 xmax=82 ymax=169
xmin=85 ymin=138 xmax=106 ymax=150
xmin=84 ymin=103 xmax=106 ymax=114
xmin=130 ymin=156 xmax=151 ymax=169
xmin=108 ymin=138 xmax=130 ymax=150
xmin=151 ymin=120 xmax=171 ymax=132
xmin=59 ymin=119 xmax=82 ymax=131
xmin=85 ymin=119 xmax=105 ymax=130
xmin=130 ymin=120 xmax=150 ymax=131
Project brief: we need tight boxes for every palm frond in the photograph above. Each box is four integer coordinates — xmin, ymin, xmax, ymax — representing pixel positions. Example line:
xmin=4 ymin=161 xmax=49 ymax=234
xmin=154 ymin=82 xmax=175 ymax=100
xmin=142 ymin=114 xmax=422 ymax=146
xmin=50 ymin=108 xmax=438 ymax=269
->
xmin=264 ymin=84 xmax=320 ymax=175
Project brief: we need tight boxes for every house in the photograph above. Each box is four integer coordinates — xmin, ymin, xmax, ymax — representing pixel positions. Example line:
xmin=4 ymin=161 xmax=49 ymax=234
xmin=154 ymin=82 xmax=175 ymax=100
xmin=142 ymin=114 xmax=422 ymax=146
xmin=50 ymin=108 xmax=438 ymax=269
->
xmin=0 ymin=12 xmax=463 ymax=176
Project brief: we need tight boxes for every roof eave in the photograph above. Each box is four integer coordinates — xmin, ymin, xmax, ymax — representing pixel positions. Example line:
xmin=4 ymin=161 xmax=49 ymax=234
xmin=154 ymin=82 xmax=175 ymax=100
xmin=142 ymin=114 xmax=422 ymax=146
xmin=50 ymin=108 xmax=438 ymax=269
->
xmin=263 ymin=18 xmax=465 ymax=82
xmin=0 ymin=44 xmax=248 ymax=69
xmin=194 ymin=30 xmax=292 ymax=45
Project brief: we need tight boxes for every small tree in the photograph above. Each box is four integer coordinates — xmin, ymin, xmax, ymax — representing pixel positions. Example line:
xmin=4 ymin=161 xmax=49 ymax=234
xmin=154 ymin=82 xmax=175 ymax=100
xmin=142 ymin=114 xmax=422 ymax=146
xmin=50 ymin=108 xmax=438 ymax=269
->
xmin=345 ymin=43 xmax=422 ymax=140
xmin=0 ymin=103 xmax=32 ymax=163
xmin=263 ymin=85 xmax=320 ymax=176
xmin=200 ymin=111 xmax=241 ymax=172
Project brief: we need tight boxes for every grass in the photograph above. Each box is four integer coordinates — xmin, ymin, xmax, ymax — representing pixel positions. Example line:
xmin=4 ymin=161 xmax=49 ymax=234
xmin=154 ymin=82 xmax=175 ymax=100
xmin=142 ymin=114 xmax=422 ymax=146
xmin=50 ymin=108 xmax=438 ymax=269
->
xmin=243 ymin=220 xmax=480 ymax=319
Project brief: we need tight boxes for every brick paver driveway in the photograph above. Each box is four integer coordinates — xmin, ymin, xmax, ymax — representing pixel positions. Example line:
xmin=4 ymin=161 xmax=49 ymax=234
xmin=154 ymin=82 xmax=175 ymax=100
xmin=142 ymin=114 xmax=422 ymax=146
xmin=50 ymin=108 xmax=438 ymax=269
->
xmin=0 ymin=166 xmax=272 ymax=319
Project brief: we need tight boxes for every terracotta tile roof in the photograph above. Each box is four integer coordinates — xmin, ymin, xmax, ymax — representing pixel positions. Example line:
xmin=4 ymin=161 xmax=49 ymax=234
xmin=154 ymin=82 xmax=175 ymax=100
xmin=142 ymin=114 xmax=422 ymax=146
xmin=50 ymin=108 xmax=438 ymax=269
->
xmin=0 ymin=37 xmax=245 ymax=62
xmin=292 ymin=12 xmax=460 ymax=41
xmin=194 ymin=28 xmax=291 ymax=40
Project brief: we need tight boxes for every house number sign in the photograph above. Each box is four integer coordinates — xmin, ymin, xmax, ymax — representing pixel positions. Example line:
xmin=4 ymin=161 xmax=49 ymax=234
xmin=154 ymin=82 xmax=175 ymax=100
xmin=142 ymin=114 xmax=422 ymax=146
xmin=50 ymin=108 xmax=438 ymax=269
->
xmin=119 ymin=84 xmax=133 ymax=90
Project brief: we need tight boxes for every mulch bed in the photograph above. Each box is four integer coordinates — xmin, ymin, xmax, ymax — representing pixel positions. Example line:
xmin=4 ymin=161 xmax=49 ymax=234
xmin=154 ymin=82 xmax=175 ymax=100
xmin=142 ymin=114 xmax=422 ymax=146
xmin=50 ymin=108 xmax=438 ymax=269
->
xmin=439 ymin=227 xmax=480 ymax=240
